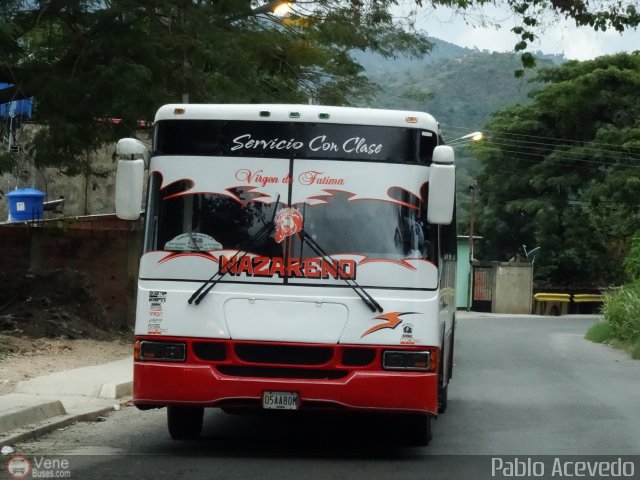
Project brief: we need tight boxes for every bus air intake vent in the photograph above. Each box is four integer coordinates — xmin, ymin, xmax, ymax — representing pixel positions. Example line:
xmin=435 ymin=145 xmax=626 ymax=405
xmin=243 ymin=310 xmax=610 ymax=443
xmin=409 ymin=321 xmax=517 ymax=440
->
xmin=193 ymin=342 xmax=227 ymax=361
xmin=234 ymin=344 xmax=333 ymax=365
xmin=341 ymin=348 xmax=376 ymax=366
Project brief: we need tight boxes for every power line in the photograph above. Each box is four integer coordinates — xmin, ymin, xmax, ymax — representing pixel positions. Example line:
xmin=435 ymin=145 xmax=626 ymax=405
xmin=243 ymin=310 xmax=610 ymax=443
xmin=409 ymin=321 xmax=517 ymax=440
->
xmin=442 ymin=123 xmax=640 ymax=153
xmin=481 ymin=140 xmax=640 ymax=167
xmin=442 ymin=125 xmax=640 ymax=169
xmin=485 ymin=135 xmax=640 ymax=160
xmin=476 ymin=145 xmax=640 ymax=170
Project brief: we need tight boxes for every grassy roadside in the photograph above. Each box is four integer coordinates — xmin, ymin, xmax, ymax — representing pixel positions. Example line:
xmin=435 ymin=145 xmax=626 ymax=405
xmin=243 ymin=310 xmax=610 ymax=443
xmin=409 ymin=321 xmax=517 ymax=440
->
xmin=585 ymin=283 xmax=640 ymax=359
xmin=585 ymin=323 xmax=640 ymax=359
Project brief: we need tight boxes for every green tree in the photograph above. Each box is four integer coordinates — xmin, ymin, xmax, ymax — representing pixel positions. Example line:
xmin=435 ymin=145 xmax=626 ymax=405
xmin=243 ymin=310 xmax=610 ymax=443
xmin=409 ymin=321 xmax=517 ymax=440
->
xmin=475 ymin=52 xmax=640 ymax=287
xmin=0 ymin=0 xmax=431 ymax=174
xmin=428 ymin=0 xmax=639 ymax=76
xmin=1 ymin=0 xmax=638 ymax=175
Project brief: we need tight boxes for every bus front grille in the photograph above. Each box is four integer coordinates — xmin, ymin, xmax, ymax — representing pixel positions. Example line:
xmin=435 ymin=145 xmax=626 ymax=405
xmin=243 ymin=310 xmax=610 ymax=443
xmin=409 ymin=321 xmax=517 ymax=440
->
xmin=217 ymin=365 xmax=348 ymax=380
xmin=233 ymin=343 xmax=334 ymax=366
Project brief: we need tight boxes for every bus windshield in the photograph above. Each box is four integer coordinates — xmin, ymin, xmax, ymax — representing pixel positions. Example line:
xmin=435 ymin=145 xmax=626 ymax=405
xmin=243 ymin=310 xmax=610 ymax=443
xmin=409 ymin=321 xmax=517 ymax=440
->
xmin=144 ymin=119 xmax=440 ymax=288
xmin=148 ymin=180 xmax=436 ymax=263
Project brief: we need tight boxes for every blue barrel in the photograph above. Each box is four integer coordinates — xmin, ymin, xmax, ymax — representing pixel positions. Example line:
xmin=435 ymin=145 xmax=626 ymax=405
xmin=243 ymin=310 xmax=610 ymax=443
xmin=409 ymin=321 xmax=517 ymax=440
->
xmin=7 ymin=188 xmax=45 ymax=222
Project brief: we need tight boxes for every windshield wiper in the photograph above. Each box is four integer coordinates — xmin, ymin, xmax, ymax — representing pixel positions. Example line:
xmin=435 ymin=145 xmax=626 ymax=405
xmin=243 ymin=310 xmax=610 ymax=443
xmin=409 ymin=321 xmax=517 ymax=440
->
xmin=299 ymin=230 xmax=383 ymax=313
xmin=188 ymin=195 xmax=280 ymax=306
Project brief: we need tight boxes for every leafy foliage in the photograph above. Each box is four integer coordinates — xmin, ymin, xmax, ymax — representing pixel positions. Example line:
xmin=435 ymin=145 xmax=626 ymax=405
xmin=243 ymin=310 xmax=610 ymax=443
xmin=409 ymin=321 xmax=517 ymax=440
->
xmin=364 ymin=46 xmax=561 ymax=232
xmin=585 ymin=320 xmax=614 ymax=344
xmin=0 ymin=0 xmax=431 ymax=174
xmin=1 ymin=0 xmax=639 ymax=175
xmin=368 ymin=49 xmax=556 ymax=128
xmin=623 ymin=235 xmax=640 ymax=281
xmin=498 ymin=0 xmax=639 ymax=71
xmin=591 ymin=239 xmax=640 ymax=358
xmin=475 ymin=52 xmax=640 ymax=287
xmin=601 ymin=281 xmax=640 ymax=342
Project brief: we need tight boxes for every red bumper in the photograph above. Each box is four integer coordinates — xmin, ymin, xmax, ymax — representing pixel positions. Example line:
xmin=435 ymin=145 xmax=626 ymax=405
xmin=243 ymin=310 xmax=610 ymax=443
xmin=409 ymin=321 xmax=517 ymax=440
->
xmin=133 ymin=337 xmax=439 ymax=415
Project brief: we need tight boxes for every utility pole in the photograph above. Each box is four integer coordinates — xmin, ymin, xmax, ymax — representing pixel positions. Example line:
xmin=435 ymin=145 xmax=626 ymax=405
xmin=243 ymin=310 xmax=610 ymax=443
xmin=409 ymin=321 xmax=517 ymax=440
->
xmin=469 ymin=183 xmax=476 ymax=262
xmin=467 ymin=182 xmax=476 ymax=311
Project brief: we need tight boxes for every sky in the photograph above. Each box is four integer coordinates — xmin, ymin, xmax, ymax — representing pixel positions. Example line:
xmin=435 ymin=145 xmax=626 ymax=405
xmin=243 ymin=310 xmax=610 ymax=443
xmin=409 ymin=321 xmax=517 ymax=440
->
xmin=403 ymin=4 xmax=640 ymax=61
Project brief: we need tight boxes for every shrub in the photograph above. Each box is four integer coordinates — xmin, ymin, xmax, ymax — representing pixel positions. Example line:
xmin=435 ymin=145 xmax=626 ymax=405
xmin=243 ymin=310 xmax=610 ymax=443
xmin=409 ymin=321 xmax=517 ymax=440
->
xmin=632 ymin=339 xmax=640 ymax=360
xmin=624 ymin=235 xmax=640 ymax=281
xmin=585 ymin=321 xmax=614 ymax=343
xmin=601 ymin=281 xmax=640 ymax=342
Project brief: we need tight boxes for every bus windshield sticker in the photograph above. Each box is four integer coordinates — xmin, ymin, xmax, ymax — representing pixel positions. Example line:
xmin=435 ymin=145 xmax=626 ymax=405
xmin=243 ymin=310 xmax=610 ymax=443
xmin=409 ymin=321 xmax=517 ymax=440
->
xmin=274 ymin=208 xmax=303 ymax=243
xmin=400 ymin=323 xmax=418 ymax=345
xmin=148 ymin=291 xmax=167 ymax=335
xmin=164 ymin=233 xmax=222 ymax=251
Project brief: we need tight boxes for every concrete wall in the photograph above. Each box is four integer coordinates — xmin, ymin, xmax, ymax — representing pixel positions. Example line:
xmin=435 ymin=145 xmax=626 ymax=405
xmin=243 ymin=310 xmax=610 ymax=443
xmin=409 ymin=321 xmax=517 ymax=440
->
xmin=0 ymin=215 xmax=143 ymax=328
xmin=1 ymin=146 xmax=117 ymax=221
xmin=1 ymin=125 xmax=151 ymax=221
xmin=492 ymin=262 xmax=533 ymax=314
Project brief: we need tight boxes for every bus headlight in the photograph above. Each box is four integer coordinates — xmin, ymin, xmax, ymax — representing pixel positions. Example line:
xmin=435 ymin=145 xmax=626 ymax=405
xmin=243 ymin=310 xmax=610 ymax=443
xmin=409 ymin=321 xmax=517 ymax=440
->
xmin=382 ymin=350 xmax=431 ymax=371
xmin=137 ymin=341 xmax=186 ymax=362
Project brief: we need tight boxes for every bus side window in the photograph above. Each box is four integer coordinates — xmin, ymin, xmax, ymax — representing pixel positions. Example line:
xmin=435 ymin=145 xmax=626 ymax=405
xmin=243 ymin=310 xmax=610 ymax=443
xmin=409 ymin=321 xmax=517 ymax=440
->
xmin=419 ymin=130 xmax=437 ymax=164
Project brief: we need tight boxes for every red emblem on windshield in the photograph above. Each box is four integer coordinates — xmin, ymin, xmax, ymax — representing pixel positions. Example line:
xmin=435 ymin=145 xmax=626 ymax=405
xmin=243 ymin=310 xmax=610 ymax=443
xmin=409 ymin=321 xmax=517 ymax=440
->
xmin=274 ymin=208 xmax=303 ymax=243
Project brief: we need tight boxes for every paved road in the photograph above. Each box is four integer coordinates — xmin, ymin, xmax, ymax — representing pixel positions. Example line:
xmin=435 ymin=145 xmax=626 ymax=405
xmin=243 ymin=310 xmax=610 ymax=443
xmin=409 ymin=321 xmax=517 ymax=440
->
xmin=15 ymin=314 xmax=640 ymax=479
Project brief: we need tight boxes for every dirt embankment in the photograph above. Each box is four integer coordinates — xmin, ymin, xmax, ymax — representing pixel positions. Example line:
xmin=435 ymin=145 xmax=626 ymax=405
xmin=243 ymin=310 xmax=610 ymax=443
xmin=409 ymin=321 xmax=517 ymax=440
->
xmin=0 ymin=268 xmax=128 ymax=340
xmin=0 ymin=268 xmax=132 ymax=394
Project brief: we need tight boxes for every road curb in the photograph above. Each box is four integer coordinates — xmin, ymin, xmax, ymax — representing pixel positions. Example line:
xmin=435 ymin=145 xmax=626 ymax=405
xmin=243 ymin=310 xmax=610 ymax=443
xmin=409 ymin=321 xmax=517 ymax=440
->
xmin=0 ymin=400 xmax=66 ymax=434
xmin=99 ymin=380 xmax=133 ymax=399
xmin=14 ymin=357 xmax=133 ymax=398
xmin=0 ymin=401 xmax=129 ymax=447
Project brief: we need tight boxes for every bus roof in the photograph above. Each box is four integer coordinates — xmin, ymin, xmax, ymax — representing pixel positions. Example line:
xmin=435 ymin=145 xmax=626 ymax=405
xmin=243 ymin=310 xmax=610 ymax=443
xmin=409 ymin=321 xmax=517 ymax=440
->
xmin=155 ymin=104 xmax=439 ymax=131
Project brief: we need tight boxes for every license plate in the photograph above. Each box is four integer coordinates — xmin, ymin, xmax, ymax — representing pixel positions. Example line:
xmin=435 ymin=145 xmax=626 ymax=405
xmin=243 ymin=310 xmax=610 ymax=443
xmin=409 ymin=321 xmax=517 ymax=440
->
xmin=262 ymin=391 xmax=299 ymax=410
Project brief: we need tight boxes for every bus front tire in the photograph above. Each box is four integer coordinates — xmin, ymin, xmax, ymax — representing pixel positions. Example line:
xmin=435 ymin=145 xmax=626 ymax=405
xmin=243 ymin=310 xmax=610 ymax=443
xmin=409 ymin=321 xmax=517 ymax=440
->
xmin=438 ymin=383 xmax=449 ymax=414
xmin=406 ymin=414 xmax=432 ymax=446
xmin=167 ymin=406 xmax=204 ymax=440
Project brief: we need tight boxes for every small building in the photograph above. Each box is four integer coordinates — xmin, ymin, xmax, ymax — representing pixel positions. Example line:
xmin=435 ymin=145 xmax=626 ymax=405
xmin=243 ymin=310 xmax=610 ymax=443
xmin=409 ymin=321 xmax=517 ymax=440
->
xmin=456 ymin=236 xmax=534 ymax=314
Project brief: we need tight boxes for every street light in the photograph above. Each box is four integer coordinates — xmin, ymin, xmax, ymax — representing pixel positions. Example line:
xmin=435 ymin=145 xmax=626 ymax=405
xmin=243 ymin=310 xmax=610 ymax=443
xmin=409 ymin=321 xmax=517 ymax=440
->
xmin=273 ymin=2 xmax=293 ymax=16
xmin=446 ymin=130 xmax=483 ymax=311
xmin=447 ymin=131 xmax=483 ymax=145
xmin=251 ymin=1 xmax=293 ymax=16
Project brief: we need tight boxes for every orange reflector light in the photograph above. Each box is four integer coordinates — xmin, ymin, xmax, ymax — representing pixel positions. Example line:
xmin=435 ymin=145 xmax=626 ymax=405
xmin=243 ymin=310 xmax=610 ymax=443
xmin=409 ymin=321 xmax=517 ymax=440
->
xmin=134 ymin=340 xmax=141 ymax=361
xmin=173 ymin=108 xmax=186 ymax=115
xmin=405 ymin=116 xmax=418 ymax=123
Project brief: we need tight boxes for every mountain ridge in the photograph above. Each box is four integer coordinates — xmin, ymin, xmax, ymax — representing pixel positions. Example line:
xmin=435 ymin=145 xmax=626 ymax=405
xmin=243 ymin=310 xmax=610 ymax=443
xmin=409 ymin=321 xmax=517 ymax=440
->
xmin=357 ymin=37 xmax=566 ymax=130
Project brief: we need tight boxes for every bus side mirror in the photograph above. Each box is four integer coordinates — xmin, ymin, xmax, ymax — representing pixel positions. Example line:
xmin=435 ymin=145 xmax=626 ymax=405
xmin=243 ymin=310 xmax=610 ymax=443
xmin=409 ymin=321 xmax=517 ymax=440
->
xmin=116 ymin=159 xmax=145 ymax=220
xmin=115 ymin=138 xmax=148 ymax=221
xmin=427 ymin=146 xmax=455 ymax=225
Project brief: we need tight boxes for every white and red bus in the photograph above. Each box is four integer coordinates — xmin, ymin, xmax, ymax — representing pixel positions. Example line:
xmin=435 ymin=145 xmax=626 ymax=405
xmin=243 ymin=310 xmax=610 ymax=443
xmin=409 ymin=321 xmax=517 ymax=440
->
xmin=115 ymin=104 xmax=456 ymax=445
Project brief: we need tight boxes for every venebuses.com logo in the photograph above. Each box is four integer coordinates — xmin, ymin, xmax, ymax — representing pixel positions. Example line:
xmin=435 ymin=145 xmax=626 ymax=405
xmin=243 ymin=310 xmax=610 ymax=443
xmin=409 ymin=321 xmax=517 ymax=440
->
xmin=7 ymin=456 xmax=30 ymax=479
xmin=7 ymin=455 xmax=71 ymax=478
